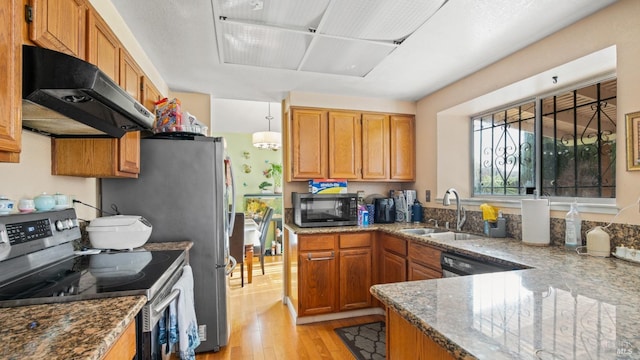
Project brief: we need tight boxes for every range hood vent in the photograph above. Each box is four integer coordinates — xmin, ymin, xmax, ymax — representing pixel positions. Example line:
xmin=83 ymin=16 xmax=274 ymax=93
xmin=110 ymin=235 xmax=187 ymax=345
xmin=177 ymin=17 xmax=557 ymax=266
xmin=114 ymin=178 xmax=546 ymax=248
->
xmin=22 ymin=45 xmax=155 ymax=138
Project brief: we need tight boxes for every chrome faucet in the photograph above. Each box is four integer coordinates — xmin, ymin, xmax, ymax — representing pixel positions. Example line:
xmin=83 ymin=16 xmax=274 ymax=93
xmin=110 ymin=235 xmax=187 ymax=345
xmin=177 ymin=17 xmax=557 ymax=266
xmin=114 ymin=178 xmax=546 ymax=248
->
xmin=442 ymin=188 xmax=466 ymax=231
xmin=427 ymin=218 xmax=438 ymax=228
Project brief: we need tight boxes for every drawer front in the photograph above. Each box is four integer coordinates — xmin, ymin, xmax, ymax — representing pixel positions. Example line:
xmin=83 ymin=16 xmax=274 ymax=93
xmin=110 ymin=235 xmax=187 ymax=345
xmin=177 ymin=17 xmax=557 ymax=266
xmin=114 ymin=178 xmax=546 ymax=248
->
xmin=299 ymin=234 xmax=337 ymax=251
xmin=408 ymin=241 xmax=442 ymax=271
xmin=339 ymin=232 xmax=372 ymax=249
xmin=381 ymin=234 xmax=407 ymax=256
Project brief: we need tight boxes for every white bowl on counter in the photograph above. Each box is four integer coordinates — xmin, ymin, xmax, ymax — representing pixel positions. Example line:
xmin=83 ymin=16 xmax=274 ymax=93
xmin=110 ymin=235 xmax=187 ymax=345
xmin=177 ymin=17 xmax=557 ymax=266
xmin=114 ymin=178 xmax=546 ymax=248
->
xmin=86 ymin=215 xmax=152 ymax=250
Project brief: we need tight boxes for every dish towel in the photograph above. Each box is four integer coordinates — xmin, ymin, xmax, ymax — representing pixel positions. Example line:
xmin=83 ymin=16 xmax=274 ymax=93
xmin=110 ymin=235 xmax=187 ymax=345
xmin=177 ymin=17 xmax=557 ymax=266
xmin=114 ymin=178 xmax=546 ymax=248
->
xmin=158 ymin=299 xmax=178 ymax=359
xmin=173 ymin=265 xmax=201 ymax=360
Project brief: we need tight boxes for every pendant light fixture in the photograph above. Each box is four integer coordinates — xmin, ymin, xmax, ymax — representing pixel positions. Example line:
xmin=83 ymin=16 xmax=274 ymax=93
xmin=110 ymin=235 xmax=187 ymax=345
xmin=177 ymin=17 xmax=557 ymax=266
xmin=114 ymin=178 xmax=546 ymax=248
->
xmin=252 ymin=102 xmax=281 ymax=150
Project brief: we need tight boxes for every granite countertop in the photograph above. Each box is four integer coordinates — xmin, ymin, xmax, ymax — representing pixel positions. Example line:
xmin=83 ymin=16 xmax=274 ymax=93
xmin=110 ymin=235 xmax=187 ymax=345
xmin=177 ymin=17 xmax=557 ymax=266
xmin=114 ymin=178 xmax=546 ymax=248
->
xmin=0 ymin=241 xmax=193 ymax=360
xmin=286 ymin=221 xmax=640 ymax=359
xmin=0 ymin=296 xmax=146 ymax=360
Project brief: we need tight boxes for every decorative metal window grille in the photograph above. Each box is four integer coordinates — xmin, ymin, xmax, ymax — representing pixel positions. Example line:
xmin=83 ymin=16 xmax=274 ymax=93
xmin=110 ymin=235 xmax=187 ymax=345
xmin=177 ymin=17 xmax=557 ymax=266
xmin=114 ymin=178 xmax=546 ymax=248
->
xmin=473 ymin=101 xmax=536 ymax=196
xmin=473 ymin=79 xmax=616 ymax=198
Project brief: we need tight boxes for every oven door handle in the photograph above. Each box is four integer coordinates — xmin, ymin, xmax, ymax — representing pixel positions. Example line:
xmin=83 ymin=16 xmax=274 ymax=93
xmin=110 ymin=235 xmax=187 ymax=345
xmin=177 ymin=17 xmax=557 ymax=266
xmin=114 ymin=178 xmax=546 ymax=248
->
xmin=152 ymin=289 xmax=181 ymax=315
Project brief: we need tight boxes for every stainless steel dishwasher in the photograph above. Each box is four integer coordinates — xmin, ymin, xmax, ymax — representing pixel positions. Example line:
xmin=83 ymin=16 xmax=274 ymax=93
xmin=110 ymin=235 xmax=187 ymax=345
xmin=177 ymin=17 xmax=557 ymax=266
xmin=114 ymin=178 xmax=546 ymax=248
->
xmin=441 ymin=252 xmax=519 ymax=277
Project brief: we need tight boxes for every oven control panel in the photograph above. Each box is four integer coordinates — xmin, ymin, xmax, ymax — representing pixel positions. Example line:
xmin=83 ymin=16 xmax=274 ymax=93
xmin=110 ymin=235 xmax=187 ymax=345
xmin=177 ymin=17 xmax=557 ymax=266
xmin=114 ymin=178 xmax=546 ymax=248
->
xmin=0 ymin=208 xmax=81 ymax=262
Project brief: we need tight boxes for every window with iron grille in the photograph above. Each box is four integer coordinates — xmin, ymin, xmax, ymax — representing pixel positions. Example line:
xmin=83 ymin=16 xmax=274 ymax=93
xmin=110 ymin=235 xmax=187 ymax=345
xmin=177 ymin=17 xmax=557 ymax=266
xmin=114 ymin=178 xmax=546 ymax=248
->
xmin=473 ymin=78 xmax=616 ymax=199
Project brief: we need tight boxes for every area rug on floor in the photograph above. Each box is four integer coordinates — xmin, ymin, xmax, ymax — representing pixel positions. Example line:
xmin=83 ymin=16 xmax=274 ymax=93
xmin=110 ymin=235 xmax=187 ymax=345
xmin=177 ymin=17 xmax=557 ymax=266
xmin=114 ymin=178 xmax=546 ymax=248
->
xmin=334 ymin=321 xmax=386 ymax=360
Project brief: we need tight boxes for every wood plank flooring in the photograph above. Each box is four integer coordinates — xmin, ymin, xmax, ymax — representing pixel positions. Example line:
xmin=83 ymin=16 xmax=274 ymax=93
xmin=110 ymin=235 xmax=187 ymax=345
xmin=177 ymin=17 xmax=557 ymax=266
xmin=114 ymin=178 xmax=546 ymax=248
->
xmin=195 ymin=256 xmax=385 ymax=360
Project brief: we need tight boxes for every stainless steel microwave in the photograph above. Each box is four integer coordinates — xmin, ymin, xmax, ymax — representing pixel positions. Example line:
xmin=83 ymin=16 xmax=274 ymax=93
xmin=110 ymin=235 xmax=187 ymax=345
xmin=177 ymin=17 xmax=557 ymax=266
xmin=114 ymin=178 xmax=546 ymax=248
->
xmin=292 ymin=192 xmax=358 ymax=227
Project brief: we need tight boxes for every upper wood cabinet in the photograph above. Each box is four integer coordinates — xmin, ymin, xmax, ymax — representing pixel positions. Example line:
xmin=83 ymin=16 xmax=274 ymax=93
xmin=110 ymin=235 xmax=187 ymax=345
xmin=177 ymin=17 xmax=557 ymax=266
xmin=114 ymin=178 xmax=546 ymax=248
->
xmin=290 ymin=108 xmax=328 ymax=180
xmin=28 ymin=0 xmax=87 ymax=59
xmin=288 ymin=107 xmax=415 ymax=182
xmin=390 ymin=115 xmax=416 ymax=181
xmin=51 ymin=10 xmax=150 ymax=178
xmin=361 ymin=113 xmax=390 ymax=180
xmin=329 ymin=111 xmax=361 ymax=179
xmin=142 ymin=76 xmax=162 ymax=113
xmin=0 ymin=0 xmax=23 ymax=163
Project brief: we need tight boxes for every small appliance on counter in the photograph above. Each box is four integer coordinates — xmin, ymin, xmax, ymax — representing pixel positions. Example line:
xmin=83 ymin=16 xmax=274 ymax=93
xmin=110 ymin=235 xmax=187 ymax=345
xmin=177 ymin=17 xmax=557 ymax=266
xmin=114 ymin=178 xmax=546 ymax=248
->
xmin=292 ymin=192 xmax=358 ymax=227
xmin=85 ymin=215 xmax=152 ymax=250
xmin=374 ymin=197 xmax=396 ymax=223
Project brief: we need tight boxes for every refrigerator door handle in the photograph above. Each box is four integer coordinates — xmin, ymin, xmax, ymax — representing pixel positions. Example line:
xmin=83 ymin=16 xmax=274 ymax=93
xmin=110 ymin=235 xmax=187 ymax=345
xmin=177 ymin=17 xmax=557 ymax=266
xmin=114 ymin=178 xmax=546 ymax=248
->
xmin=226 ymin=157 xmax=237 ymax=236
xmin=225 ymin=255 xmax=237 ymax=275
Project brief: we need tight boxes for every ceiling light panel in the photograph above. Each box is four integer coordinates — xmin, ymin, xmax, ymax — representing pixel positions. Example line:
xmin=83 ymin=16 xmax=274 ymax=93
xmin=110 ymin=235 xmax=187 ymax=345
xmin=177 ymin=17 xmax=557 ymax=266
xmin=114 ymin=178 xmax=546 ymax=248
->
xmin=220 ymin=21 xmax=311 ymax=69
xmin=319 ymin=0 xmax=448 ymax=41
xmin=217 ymin=0 xmax=330 ymax=29
xmin=300 ymin=37 xmax=394 ymax=77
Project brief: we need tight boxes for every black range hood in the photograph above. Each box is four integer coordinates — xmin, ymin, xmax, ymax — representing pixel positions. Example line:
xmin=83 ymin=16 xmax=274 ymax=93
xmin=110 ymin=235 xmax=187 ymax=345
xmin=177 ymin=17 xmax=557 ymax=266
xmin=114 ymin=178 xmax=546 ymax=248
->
xmin=22 ymin=45 xmax=155 ymax=138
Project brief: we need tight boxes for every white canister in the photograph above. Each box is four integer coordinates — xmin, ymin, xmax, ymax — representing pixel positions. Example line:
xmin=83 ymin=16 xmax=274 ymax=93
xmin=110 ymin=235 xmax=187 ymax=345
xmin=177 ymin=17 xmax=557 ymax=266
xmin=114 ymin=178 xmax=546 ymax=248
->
xmin=586 ymin=226 xmax=611 ymax=257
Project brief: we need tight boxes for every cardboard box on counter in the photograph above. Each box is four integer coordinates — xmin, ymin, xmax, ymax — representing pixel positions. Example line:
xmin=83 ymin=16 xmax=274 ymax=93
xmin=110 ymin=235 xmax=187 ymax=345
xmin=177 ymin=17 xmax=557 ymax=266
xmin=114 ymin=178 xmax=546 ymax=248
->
xmin=308 ymin=179 xmax=348 ymax=194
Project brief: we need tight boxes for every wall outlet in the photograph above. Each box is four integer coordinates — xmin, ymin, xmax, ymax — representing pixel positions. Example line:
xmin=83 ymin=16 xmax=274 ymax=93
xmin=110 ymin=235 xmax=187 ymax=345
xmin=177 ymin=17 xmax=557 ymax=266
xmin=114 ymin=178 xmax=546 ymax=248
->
xmin=425 ymin=190 xmax=431 ymax=202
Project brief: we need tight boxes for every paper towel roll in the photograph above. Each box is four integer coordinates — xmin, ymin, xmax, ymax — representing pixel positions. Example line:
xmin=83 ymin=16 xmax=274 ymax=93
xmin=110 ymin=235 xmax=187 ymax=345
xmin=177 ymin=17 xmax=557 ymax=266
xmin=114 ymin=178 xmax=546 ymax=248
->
xmin=521 ymin=199 xmax=550 ymax=246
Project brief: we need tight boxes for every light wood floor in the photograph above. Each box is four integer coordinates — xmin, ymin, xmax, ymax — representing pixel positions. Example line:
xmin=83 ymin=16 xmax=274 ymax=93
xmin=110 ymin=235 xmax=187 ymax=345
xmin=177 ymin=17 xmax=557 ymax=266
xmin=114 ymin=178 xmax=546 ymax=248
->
xmin=195 ymin=255 xmax=385 ymax=360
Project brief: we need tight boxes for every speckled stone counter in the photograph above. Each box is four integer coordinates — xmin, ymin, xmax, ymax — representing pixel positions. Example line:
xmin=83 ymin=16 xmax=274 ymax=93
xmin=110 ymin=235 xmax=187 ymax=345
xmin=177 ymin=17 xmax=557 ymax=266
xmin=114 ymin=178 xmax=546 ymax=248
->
xmin=287 ymin=221 xmax=640 ymax=359
xmin=0 ymin=296 xmax=146 ymax=360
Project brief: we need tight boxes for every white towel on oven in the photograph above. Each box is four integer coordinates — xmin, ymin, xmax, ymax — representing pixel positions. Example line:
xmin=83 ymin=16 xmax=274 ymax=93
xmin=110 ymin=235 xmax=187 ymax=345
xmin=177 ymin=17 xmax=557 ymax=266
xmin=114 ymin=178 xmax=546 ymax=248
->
xmin=173 ymin=265 xmax=200 ymax=360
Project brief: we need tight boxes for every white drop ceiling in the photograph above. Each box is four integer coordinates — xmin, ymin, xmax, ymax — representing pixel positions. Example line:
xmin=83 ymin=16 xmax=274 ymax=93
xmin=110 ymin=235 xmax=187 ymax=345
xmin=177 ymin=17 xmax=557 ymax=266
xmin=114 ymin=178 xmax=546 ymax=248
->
xmin=109 ymin=0 xmax=616 ymax=102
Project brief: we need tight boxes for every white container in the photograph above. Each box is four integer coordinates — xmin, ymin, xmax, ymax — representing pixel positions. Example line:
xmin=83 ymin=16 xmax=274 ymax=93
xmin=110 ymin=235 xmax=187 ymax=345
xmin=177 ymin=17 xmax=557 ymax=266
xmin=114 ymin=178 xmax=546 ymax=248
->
xmin=521 ymin=199 xmax=550 ymax=246
xmin=86 ymin=215 xmax=152 ymax=250
xmin=586 ymin=226 xmax=610 ymax=257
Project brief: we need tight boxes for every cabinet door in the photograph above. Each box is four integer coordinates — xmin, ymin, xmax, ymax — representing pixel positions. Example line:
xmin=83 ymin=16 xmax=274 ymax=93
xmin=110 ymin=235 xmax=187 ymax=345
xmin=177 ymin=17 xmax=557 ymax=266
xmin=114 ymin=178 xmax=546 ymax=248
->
xmin=328 ymin=111 xmax=361 ymax=179
xmin=87 ymin=9 xmax=120 ymax=81
xmin=290 ymin=109 xmax=328 ymax=180
xmin=142 ymin=76 xmax=162 ymax=114
xmin=361 ymin=113 xmax=389 ymax=180
xmin=298 ymin=250 xmax=337 ymax=316
xmin=382 ymin=250 xmax=407 ymax=284
xmin=0 ymin=0 xmax=22 ymax=162
xmin=118 ymin=49 xmax=143 ymax=174
xmin=29 ymin=0 xmax=87 ymax=59
xmin=390 ymin=115 xmax=415 ymax=181
xmin=339 ymin=248 xmax=372 ymax=310
xmin=408 ymin=260 xmax=441 ymax=281
xmin=387 ymin=308 xmax=455 ymax=360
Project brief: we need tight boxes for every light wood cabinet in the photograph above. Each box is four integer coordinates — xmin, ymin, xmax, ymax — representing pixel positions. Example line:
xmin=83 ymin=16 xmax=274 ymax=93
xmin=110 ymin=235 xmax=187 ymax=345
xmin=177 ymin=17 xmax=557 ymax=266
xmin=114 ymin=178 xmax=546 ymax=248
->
xmin=361 ymin=113 xmax=389 ymax=180
xmin=28 ymin=0 xmax=87 ymax=59
xmin=387 ymin=307 xmax=454 ymax=360
xmin=0 ymin=0 xmax=22 ymax=163
xmin=288 ymin=107 xmax=415 ymax=181
xmin=103 ymin=319 xmax=136 ymax=360
xmin=338 ymin=233 xmax=372 ymax=311
xmin=290 ymin=109 xmax=328 ymax=180
xmin=298 ymin=234 xmax=338 ymax=316
xmin=390 ymin=115 xmax=416 ymax=180
xmin=142 ymin=76 xmax=162 ymax=113
xmin=51 ymin=12 xmax=148 ymax=178
xmin=408 ymin=241 xmax=442 ymax=281
xmin=380 ymin=234 xmax=407 ymax=284
xmin=329 ymin=111 xmax=361 ymax=179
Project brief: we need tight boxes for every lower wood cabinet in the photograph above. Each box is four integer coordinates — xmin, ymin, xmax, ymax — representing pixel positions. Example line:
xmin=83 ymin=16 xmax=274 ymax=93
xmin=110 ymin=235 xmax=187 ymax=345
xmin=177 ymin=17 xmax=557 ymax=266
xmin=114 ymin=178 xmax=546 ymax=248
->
xmin=380 ymin=233 xmax=408 ymax=284
xmin=103 ymin=319 xmax=136 ymax=360
xmin=297 ymin=232 xmax=373 ymax=316
xmin=408 ymin=241 xmax=442 ymax=281
xmin=387 ymin=308 xmax=454 ymax=360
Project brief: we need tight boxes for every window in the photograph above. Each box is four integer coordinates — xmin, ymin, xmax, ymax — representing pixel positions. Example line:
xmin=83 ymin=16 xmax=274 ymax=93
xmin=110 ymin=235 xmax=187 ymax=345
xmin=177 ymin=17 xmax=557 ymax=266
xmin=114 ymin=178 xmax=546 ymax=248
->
xmin=473 ymin=78 xmax=617 ymax=199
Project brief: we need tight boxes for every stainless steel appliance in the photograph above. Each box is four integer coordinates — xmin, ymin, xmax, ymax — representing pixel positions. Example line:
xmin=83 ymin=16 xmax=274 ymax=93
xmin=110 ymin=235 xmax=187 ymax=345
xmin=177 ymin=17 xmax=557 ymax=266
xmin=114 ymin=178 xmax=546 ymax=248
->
xmin=0 ymin=209 xmax=186 ymax=359
xmin=373 ymin=197 xmax=396 ymax=224
xmin=292 ymin=192 xmax=357 ymax=228
xmin=22 ymin=45 xmax=154 ymax=138
xmin=101 ymin=135 xmax=237 ymax=353
xmin=440 ymin=252 xmax=518 ymax=277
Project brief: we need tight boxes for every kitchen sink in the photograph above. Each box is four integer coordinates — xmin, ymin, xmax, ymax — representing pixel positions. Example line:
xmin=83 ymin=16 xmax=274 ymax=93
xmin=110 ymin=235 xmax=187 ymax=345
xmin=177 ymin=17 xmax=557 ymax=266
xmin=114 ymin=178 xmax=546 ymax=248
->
xmin=428 ymin=231 xmax=485 ymax=240
xmin=399 ymin=228 xmax=448 ymax=236
xmin=452 ymin=233 xmax=484 ymax=240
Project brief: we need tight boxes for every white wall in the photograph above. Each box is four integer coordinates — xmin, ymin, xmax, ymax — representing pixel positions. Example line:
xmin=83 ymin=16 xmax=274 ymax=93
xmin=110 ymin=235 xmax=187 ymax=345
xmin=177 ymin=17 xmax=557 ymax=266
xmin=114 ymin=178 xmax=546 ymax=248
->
xmin=416 ymin=0 xmax=640 ymax=224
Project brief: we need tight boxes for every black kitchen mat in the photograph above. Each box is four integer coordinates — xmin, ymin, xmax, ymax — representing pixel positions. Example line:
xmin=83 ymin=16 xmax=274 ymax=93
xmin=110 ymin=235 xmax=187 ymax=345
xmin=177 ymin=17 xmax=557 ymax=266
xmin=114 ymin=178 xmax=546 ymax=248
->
xmin=334 ymin=321 xmax=386 ymax=360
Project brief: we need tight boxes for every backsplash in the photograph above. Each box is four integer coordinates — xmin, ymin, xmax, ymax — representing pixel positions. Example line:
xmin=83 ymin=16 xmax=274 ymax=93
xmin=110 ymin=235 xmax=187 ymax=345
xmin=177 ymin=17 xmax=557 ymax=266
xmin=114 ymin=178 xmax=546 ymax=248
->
xmin=283 ymin=207 xmax=639 ymax=250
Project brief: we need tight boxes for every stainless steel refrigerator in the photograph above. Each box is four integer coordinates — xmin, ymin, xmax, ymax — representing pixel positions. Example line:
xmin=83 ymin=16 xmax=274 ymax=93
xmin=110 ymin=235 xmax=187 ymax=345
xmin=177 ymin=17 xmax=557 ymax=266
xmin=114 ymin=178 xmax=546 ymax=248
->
xmin=101 ymin=135 xmax=236 ymax=353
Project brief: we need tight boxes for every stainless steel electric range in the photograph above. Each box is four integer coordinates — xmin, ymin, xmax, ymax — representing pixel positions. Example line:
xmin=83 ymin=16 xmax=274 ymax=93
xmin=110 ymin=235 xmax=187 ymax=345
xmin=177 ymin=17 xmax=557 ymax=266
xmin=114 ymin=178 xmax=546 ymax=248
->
xmin=0 ymin=209 xmax=186 ymax=359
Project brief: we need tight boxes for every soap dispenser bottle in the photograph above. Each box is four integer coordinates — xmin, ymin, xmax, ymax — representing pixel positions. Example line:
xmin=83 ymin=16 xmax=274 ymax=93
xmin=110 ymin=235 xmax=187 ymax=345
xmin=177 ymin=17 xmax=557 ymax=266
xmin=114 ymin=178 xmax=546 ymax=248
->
xmin=565 ymin=200 xmax=581 ymax=249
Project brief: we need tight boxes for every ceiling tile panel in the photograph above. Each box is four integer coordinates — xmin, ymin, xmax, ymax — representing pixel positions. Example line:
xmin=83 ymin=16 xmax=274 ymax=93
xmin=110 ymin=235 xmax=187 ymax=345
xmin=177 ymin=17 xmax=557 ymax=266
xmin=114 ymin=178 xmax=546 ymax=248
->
xmin=300 ymin=37 xmax=394 ymax=77
xmin=221 ymin=21 xmax=311 ymax=70
xmin=320 ymin=0 xmax=447 ymax=41
xmin=218 ymin=0 xmax=330 ymax=28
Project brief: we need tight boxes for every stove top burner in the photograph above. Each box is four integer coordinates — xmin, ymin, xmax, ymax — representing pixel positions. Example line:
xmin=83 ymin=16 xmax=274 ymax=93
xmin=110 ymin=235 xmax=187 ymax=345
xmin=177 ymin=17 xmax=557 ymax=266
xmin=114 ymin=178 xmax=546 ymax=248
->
xmin=0 ymin=249 xmax=185 ymax=307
